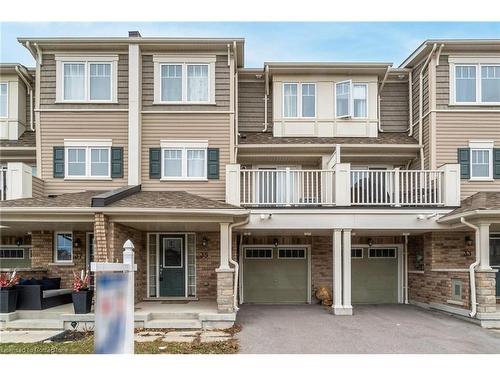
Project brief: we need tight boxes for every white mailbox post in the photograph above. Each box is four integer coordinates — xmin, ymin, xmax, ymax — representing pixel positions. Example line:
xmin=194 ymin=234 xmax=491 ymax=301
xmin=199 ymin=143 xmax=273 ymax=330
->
xmin=91 ymin=239 xmax=137 ymax=354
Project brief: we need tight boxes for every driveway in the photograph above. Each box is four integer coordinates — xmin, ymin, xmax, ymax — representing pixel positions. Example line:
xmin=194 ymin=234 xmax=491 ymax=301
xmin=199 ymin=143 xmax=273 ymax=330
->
xmin=236 ymin=304 xmax=500 ymax=354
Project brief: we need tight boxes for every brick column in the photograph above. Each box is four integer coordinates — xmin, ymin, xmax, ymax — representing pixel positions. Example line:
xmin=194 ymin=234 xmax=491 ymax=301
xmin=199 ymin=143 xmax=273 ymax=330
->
xmin=216 ymin=269 xmax=234 ymax=313
xmin=475 ymin=271 xmax=497 ymax=314
xmin=94 ymin=213 xmax=110 ymax=262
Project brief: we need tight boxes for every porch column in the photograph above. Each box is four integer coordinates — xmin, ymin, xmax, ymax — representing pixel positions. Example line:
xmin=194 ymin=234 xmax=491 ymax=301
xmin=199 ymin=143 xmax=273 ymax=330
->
xmin=342 ymin=229 xmax=352 ymax=314
xmin=477 ymin=222 xmax=492 ymax=271
xmin=332 ymin=229 xmax=343 ymax=314
xmin=216 ymin=222 xmax=234 ymax=313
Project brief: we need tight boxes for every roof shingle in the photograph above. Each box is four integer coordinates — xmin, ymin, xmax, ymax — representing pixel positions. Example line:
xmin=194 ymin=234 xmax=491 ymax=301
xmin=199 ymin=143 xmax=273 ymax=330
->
xmin=0 ymin=131 xmax=36 ymax=148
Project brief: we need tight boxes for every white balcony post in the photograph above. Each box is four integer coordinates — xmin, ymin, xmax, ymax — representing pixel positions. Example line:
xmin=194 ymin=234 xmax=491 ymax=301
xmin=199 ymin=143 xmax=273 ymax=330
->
xmin=438 ymin=163 xmax=460 ymax=206
xmin=342 ymin=229 xmax=352 ymax=314
xmin=6 ymin=162 xmax=32 ymax=200
xmin=285 ymin=168 xmax=290 ymax=205
xmin=225 ymin=164 xmax=241 ymax=206
xmin=332 ymin=229 xmax=343 ymax=314
xmin=334 ymin=163 xmax=351 ymax=206
xmin=394 ymin=167 xmax=401 ymax=207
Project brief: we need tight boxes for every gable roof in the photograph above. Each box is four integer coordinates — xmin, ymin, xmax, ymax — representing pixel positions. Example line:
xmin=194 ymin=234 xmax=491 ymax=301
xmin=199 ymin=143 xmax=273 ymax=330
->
xmin=438 ymin=191 xmax=500 ymax=223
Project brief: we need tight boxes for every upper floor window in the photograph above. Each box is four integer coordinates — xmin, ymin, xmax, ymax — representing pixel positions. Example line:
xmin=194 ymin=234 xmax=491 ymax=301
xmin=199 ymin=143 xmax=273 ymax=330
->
xmin=153 ymin=55 xmax=216 ymax=104
xmin=283 ymin=83 xmax=316 ymax=118
xmin=451 ymin=57 xmax=500 ymax=105
xmin=468 ymin=140 xmax=494 ymax=180
xmin=0 ymin=83 xmax=8 ymax=118
xmin=64 ymin=140 xmax=112 ymax=179
xmin=335 ymin=81 xmax=368 ymax=118
xmin=56 ymin=55 xmax=118 ymax=103
xmin=160 ymin=140 xmax=208 ymax=180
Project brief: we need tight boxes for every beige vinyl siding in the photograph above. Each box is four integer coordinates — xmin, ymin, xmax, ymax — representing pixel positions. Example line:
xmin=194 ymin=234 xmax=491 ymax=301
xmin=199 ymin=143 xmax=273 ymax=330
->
xmin=379 ymin=82 xmax=409 ymax=132
xmin=39 ymin=53 xmax=129 ymax=109
xmin=437 ymin=54 xmax=500 ymax=110
xmin=436 ymin=111 xmax=500 ymax=200
xmin=32 ymin=176 xmax=44 ymax=197
xmin=141 ymin=113 xmax=231 ymax=201
xmin=238 ymin=79 xmax=273 ymax=132
xmin=25 ymin=78 xmax=33 ymax=128
xmin=410 ymin=62 xmax=430 ymax=141
xmin=141 ymin=54 xmax=230 ymax=111
xmin=40 ymin=111 xmax=128 ymax=194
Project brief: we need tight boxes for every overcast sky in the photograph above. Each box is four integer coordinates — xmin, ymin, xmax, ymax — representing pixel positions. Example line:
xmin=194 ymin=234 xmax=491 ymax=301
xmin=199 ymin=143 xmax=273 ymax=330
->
xmin=1 ymin=22 xmax=500 ymax=68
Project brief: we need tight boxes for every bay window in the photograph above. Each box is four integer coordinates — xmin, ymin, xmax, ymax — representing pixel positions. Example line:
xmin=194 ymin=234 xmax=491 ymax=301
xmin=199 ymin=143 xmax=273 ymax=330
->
xmin=161 ymin=141 xmax=208 ymax=180
xmin=452 ymin=61 xmax=500 ymax=104
xmin=0 ymin=83 xmax=7 ymax=118
xmin=56 ymin=56 xmax=117 ymax=102
xmin=336 ymin=81 xmax=368 ymax=118
xmin=283 ymin=83 xmax=315 ymax=118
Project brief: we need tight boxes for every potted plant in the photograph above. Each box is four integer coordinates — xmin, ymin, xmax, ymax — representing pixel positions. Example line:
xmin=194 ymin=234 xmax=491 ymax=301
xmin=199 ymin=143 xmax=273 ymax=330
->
xmin=72 ymin=270 xmax=92 ymax=314
xmin=0 ymin=271 xmax=20 ymax=313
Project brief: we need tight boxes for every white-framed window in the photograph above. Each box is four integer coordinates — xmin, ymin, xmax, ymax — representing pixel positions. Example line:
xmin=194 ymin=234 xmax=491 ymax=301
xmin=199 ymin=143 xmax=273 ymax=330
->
xmin=64 ymin=139 xmax=112 ymax=179
xmin=153 ymin=55 xmax=216 ymax=104
xmin=368 ymin=247 xmax=397 ymax=258
xmin=469 ymin=140 xmax=494 ymax=180
xmin=283 ymin=83 xmax=316 ymax=118
xmin=56 ymin=55 xmax=118 ymax=103
xmin=245 ymin=248 xmax=273 ymax=259
xmin=336 ymin=80 xmax=368 ymax=118
xmin=0 ymin=82 xmax=8 ymax=118
xmin=351 ymin=248 xmax=363 ymax=259
xmin=160 ymin=140 xmax=208 ymax=180
xmin=54 ymin=232 xmax=73 ymax=263
xmin=278 ymin=247 xmax=306 ymax=259
xmin=450 ymin=57 xmax=500 ymax=105
xmin=0 ymin=248 xmax=25 ymax=259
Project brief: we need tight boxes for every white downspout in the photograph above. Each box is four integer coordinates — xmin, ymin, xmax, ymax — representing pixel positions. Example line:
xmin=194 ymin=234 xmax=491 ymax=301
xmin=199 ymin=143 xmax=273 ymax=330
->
xmin=418 ymin=43 xmax=437 ymax=169
xmin=408 ymin=70 xmax=414 ymax=136
xmin=15 ymin=66 xmax=34 ymax=131
xmin=377 ymin=66 xmax=391 ymax=133
xmin=228 ymin=216 xmax=250 ymax=312
xmin=263 ymin=65 xmax=269 ymax=132
xmin=461 ymin=217 xmax=481 ymax=318
xmin=404 ymin=234 xmax=409 ymax=304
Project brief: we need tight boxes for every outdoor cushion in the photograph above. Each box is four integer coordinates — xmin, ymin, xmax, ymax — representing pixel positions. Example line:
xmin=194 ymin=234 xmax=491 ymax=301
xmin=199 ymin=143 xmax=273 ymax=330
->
xmin=19 ymin=278 xmax=34 ymax=285
xmin=41 ymin=277 xmax=61 ymax=290
xmin=30 ymin=278 xmax=42 ymax=285
xmin=42 ymin=288 xmax=72 ymax=299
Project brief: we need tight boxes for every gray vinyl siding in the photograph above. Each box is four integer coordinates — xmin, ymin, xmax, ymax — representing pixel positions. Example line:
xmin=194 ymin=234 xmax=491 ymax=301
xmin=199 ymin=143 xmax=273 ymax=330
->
xmin=379 ymin=82 xmax=409 ymax=132
xmin=436 ymin=111 xmax=500 ymax=200
xmin=410 ymin=62 xmax=429 ymax=141
xmin=39 ymin=53 xmax=129 ymax=109
xmin=141 ymin=54 xmax=230 ymax=111
xmin=238 ymin=79 xmax=273 ymax=132
xmin=140 ymin=112 xmax=231 ymax=201
xmin=39 ymin=111 xmax=128 ymax=194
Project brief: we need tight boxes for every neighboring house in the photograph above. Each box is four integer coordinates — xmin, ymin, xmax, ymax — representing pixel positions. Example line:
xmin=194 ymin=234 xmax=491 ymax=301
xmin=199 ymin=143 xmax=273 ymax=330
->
xmin=0 ymin=33 xmax=499 ymax=329
xmin=0 ymin=63 xmax=37 ymax=271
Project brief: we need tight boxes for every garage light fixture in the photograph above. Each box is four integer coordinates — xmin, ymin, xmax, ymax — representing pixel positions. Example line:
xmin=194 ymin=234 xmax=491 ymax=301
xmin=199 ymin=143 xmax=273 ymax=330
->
xmin=273 ymin=238 xmax=279 ymax=247
xmin=367 ymin=238 xmax=374 ymax=247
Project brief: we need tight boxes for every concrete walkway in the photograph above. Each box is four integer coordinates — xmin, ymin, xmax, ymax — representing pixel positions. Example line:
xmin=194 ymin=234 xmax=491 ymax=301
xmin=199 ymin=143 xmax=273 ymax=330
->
xmin=236 ymin=304 xmax=500 ymax=354
xmin=0 ymin=330 xmax=63 ymax=343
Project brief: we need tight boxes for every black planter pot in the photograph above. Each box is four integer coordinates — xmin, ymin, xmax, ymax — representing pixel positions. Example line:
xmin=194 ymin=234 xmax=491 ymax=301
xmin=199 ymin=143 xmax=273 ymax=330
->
xmin=72 ymin=290 xmax=93 ymax=314
xmin=0 ymin=287 xmax=18 ymax=313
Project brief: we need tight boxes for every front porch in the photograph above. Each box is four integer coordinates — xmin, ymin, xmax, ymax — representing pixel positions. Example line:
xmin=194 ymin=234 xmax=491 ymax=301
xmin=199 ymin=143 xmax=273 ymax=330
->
xmin=0 ymin=300 xmax=235 ymax=331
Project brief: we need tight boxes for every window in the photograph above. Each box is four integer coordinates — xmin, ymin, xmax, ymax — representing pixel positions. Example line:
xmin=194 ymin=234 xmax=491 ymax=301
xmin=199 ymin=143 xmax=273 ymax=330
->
xmin=351 ymin=248 xmax=363 ymax=259
xmin=64 ymin=140 xmax=112 ymax=179
xmin=336 ymin=81 xmax=368 ymax=118
xmin=283 ymin=83 xmax=298 ymax=117
xmin=301 ymin=84 xmax=316 ymax=117
xmin=56 ymin=56 xmax=117 ymax=102
xmin=161 ymin=141 xmax=208 ymax=180
xmin=55 ymin=232 xmax=73 ymax=263
xmin=245 ymin=248 xmax=273 ymax=259
xmin=452 ymin=61 xmax=500 ymax=104
xmin=278 ymin=248 xmax=306 ymax=259
xmin=451 ymin=279 xmax=463 ymax=301
xmin=0 ymin=83 xmax=8 ymax=118
xmin=470 ymin=148 xmax=492 ymax=179
xmin=163 ymin=238 xmax=183 ymax=268
xmin=154 ymin=56 xmax=215 ymax=104
xmin=368 ymin=247 xmax=397 ymax=258
xmin=0 ymin=249 xmax=24 ymax=259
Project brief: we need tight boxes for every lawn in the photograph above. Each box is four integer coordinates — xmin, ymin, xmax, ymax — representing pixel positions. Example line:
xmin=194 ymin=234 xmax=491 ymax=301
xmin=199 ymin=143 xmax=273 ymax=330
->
xmin=0 ymin=331 xmax=239 ymax=354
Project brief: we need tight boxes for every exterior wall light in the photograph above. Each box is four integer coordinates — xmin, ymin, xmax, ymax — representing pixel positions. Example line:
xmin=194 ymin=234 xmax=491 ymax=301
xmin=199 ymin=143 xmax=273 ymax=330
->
xmin=74 ymin=238 xmax=82 ymax=248
xmin=202 ymin=237 xmax=209 ymax=247
xmin=273 ymin=238 xmax=279 ymax=247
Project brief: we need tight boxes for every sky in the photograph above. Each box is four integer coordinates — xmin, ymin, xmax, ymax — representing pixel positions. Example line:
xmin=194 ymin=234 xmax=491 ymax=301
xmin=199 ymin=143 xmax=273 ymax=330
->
xmin=1 ymin=22 xmax=500 ymax=68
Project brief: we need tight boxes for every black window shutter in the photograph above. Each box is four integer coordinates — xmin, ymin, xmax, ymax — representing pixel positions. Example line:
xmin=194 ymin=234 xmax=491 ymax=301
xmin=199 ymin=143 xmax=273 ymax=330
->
xmin=207 ymin=148 xmax=219 ymax=180
xmin=457 ymin=148 xmax=470 ymax=179
xmin=53 ymin=146 xmax=65 ymax=178
xmin=149 ymin=148 xmax=161 ymax=179
xmin=111 ymin=147 xmax=123 ymax=178
xmin=494 ymin=148 xmax=500 ymax=179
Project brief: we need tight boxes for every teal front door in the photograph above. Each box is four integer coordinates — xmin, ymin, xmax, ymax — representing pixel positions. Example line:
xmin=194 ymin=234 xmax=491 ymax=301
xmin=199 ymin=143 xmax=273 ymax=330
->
xmin=159 ymin=235 xmax=186 ymax=297
xmin=490 ymin=235 xmax=500 ymax=298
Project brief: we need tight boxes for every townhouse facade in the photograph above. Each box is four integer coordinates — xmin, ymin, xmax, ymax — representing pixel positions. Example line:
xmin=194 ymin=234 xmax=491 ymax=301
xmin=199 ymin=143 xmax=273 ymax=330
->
xmin=0 ymin=33 xmax=499 ymax=329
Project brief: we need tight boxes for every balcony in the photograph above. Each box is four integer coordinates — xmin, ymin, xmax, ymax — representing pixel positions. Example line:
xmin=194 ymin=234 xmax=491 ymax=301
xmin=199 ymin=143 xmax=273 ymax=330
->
xmin=226 ymin=164 xmax=460 ymax=208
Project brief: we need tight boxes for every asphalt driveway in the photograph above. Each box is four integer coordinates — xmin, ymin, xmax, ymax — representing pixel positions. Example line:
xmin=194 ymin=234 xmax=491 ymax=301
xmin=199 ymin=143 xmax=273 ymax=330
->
xmin=236 ymin=304 xmax=500 ymax=354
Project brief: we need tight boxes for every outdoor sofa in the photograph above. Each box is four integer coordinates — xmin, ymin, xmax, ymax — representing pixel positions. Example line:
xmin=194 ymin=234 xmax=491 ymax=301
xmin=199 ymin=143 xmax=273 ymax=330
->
xmin=16 ymin=277 xmax=72 ymax=310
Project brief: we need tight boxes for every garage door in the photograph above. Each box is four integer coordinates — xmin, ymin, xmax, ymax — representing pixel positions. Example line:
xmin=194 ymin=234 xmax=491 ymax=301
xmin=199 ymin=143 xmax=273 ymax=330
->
xmin=242 ymin=246 xmax=308 ymax=304
xmin=351 ymin=247 xmax=399 ymax=304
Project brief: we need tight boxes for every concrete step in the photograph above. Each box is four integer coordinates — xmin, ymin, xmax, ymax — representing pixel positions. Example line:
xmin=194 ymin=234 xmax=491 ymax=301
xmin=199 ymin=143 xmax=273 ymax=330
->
xmin=16 ymin=311 xmax=67 ymax=320
xmin=150 ymin=312 xmax=199 ymax=320
xmin=144 ymin=319 xmax=202 ymax=329
xmin=5 ymin=319 xmax=64 ymax=330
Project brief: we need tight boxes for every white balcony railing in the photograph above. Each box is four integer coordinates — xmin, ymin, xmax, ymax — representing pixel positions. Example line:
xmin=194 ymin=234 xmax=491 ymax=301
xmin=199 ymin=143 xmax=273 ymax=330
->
xmin=240 ymin=169 xmax=335 ymax=206
xmin=226 ymin=163 xmax=461 ymax=208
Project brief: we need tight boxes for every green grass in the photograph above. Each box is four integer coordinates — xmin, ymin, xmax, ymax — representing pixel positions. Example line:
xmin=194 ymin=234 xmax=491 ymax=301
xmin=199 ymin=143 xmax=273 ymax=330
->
xmin=0 ymin=336 xmax=239 ymax=354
